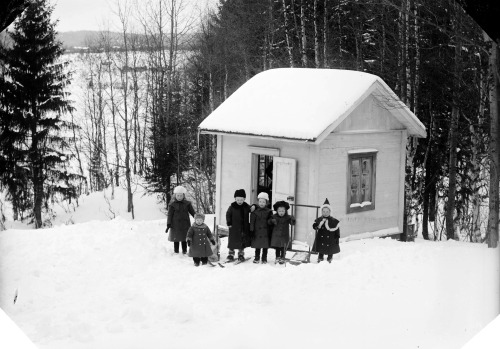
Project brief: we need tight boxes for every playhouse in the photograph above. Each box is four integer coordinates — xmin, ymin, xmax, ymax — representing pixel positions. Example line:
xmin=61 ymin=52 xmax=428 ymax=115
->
xmin=198 ymin=68 xmax=426 ymax=243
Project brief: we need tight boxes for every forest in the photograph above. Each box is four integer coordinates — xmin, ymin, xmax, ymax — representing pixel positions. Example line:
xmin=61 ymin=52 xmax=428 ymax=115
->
xmin=0 ymin=0 xmax=498 ymax=247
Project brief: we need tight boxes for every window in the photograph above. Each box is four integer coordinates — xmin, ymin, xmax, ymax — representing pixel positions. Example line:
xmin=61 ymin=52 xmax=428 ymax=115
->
xmin=347 ymin=151 xmax=376 ymax=213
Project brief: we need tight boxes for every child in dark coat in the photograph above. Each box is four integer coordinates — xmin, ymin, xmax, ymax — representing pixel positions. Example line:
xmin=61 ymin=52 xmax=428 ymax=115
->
xmin=269 ymin=200 xmax=295 ymax=264
xmin=166 ymin=185 xmax=195 ymax=254
xmin=312 ymin=198 xmax=340 ymax=263
xmin=250 ymin=192 xmax=272 ymax=264
xmin=226 ymin=189 xmax=251 ymax=262
xmin=186 ymin=213 xmax=215 ymax=267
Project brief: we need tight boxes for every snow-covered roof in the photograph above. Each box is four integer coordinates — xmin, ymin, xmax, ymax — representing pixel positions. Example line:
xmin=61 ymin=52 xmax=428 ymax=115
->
xmin=198 ymin=68 xmax=426 ymax=142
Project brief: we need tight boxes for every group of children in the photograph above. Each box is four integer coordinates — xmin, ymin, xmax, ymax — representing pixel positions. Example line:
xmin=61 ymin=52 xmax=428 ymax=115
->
xmin=166 ymin=185 xmax=340 ymax=266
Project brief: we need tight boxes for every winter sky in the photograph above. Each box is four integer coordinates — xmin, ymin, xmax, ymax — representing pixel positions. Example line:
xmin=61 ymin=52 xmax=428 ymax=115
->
xmin=51 ymin=0 xmax=219 ymax=32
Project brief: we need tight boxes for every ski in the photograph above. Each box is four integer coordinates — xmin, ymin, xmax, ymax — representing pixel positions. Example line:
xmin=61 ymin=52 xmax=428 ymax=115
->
xmin=207 ymin=260 xmax=225 ymax=268
xmin=233 ymin=257 xmax=251 ymax=265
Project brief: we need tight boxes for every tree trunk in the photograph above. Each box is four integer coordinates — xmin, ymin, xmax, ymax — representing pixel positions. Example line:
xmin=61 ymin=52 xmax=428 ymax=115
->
xmin=487 ymin=37 xmax=499 ymax=248
xmin=446 ymin=8 xmax=462 ymax=241
xmin=300 ymin=0 xmax=307 ymax=67
xmin=323 ymin=0 xmax=327 ymax=67
xmin=33 ymin=167 xmax=43 ymax=228
xmin=313 ymin=0 xmax=320 ymax=68
xmin=282 ymin=0 xmax=294 ymax=67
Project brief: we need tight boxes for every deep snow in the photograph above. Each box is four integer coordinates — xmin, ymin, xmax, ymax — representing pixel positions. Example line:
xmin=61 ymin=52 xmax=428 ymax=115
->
xmin=0 ymin=188 xmax=499 ymax=349
xmin=198 ymin=68 xmax=426 ymax=140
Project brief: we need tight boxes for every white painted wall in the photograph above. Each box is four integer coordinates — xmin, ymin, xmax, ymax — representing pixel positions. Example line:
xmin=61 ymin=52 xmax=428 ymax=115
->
xmin=215 ymin=135 xmax=319 ymax=242
xmin=318 ymin=130 xmax=404 ymax=237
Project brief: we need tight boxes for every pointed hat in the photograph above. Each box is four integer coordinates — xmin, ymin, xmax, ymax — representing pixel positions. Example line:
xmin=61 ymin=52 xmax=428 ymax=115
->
xmin=320 ymin=198 xmax=332 ymax=212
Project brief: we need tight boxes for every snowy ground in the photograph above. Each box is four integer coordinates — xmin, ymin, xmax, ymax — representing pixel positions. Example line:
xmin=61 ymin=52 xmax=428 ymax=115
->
xmin=0 ymin=188 xmax=499 ymax=348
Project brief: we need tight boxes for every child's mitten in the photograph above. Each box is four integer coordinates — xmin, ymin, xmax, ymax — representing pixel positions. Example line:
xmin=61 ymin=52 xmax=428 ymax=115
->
xmin=210 ymin=240 xmax=216 ymax=245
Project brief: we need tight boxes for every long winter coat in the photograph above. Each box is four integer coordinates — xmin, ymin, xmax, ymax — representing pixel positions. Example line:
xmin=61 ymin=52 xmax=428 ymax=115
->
xmin=250 ymin=207 xmax=272 ymax=249
xmin=226 ymin=201 xmax=251 ymax=250
xmin=269 ymin=213 xmax=295 ymax=248
xmin=186 ymin=223 xmax=214 ymax=258
xmin=312 ymin=216 xmax=340 ymax=255
xmin=167 ymin=198 xmax=195 ymax=242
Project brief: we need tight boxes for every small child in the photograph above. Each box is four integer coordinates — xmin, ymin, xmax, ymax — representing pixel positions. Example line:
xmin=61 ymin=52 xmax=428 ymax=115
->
xmin=166 ymin=186 xmax=195 ymax=254
xmin=186 ymin=213 xmax=215 ymax=266
xmin=250 ymin=192 xmax=272 ymax=264
xmin=269 ymin=200 xmax=295 ymax=264
xmin=312 ymin=198 xmax=340 ymax=263
xmin=226 ymin=189 xmax=251 ymax=262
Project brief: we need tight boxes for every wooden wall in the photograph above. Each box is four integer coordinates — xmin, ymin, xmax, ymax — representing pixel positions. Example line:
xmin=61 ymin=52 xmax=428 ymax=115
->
xmin=216 ymin=135 xmax=319 ymax=242
xmin=318 ymin=94 xmax=407 ymax=237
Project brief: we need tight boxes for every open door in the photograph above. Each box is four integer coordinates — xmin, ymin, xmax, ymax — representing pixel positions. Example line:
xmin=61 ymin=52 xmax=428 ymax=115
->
xmin=271 ymin=157 xmax=296 ymax=206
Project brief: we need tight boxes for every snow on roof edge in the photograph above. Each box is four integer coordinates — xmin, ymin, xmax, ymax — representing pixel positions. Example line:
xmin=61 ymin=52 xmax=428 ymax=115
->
xmin=199 ymin=128 xmax=316 ymax=142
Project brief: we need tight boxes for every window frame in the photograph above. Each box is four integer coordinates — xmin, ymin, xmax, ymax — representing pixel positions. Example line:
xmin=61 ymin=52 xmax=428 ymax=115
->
xmin=346 ymin=151 xmax=377 ymax=214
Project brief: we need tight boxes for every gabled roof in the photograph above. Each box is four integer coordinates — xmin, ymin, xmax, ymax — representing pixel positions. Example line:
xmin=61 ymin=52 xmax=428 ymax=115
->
xmin=198 ymin=68 xmax=426 ymax=142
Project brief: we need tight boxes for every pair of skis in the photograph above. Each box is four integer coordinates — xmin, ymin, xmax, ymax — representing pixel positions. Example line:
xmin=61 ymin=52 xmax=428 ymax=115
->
xmin=206 ymin=257 xmax=251 ymax=268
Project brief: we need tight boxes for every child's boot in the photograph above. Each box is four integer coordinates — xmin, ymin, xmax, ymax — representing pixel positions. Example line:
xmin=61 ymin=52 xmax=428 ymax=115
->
xmin=261 ymin=257 xmax=267 ymax=264
xmin=194 ymin=261 xmax=200 ymax=267
xmin=226 ymin=254 xmax=235 ymax=262
xmin=238 ymin=254 xmax=245 ymax=262
xmin=253 ymin=257 xmax=260 ymax=264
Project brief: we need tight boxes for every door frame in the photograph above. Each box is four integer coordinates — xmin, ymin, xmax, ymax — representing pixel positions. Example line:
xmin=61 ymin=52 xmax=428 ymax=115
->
xmin=249 ymin=146 xmax=280 ymax=205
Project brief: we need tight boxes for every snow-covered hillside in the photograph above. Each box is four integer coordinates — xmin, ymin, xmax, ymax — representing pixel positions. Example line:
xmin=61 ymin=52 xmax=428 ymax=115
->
xmin=0 ymin=188 xmax=499 ymax=349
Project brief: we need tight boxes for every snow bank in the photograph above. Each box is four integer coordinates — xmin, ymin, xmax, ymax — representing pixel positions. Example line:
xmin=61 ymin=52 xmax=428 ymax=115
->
xmin=1 ymin=219 xmax=498 ymax=349
xmin=1 ymin=185 xmax=167 ymax=230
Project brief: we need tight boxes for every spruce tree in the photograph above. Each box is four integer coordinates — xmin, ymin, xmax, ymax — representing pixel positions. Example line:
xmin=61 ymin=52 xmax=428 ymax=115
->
xmin=1 ymin=0 xmax=75 ymax=228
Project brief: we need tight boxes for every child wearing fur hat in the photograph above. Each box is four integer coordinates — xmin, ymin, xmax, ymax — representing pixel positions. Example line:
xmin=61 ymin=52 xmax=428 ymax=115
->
xmin=225 ymin=189 xmax=251 ymax=262
xmin=166 ymin=185 xmax=196 ymax=254
xmin=250 ymin=192 xmax=273 ymax=264
xmin=186 ymin=213 xmax=216 ymax=267
xmin=312 ymin=199 xmax=340 ymax=263
xmin=269 ymin=200 xmax=296 ymax=264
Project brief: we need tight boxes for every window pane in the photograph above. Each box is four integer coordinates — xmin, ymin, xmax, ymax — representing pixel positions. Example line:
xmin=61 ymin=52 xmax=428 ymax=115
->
xmin=361 ymin=157 xmax=371 ymax=202
xmin=350 ymin=159 xmax=361 ymax=203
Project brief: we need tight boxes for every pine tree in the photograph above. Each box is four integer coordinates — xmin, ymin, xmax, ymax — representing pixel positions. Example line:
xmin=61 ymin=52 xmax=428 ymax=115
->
xmin=1 ymin=0 xmax=76 ymax=228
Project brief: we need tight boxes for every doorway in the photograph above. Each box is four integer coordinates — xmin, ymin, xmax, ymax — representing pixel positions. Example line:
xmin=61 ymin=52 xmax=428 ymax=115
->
xmin=251 ymin=153 xmax=297 ymax=208
xmin=253 ymin=154 xmax=273 ymax=207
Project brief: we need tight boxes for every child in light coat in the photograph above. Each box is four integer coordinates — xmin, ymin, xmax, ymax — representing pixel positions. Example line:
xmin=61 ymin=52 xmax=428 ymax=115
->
xmin=166 ymin=186 xmax=195 ymax=254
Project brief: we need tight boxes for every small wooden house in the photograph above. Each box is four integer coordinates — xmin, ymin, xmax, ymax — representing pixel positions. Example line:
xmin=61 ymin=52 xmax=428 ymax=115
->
xmin=199 ymin=68 xmax=426 ymax=242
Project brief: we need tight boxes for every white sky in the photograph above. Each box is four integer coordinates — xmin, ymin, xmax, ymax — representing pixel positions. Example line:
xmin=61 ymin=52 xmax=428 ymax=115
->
xmin=50 ymin=0 xmax=219 ymax=32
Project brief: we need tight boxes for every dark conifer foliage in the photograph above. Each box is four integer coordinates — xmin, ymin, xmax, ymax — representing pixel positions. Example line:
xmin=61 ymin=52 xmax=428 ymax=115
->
xmin=0 ymin=0 xmax=80 ymax=228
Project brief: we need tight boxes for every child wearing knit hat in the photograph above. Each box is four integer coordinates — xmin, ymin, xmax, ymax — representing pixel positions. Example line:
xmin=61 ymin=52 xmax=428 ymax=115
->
xmin=312 ymin=198 xmax=340 ymax=263
xmin=166 ymin=185 xmax=195 ymax=254
xmin=225 ymin=189 xmax=251 ymax=262
xmin=186 ymin=213 xmax=215 ymax=266
xmin=250 ymin=192 xmax=272 ymax=264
